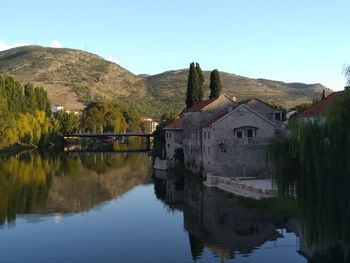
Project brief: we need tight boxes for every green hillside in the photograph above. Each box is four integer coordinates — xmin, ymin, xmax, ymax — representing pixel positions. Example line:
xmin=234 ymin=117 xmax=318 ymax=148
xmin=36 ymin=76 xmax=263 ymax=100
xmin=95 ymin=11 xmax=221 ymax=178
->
xmin=0 ymin=45 xmax=332 ymax=117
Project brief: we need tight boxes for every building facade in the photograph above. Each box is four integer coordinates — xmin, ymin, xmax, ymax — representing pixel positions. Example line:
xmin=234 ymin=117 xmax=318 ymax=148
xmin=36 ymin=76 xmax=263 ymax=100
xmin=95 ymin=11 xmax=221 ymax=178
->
xmin=182 ymin=95 xmax=237 ymax=173
xmin=202 ymin=104 xmax=276 ymax=177
xmin=164 ymin=94 xmax=282 ymax=178
xmin=164 ymin=117 xmax=183 ymax=159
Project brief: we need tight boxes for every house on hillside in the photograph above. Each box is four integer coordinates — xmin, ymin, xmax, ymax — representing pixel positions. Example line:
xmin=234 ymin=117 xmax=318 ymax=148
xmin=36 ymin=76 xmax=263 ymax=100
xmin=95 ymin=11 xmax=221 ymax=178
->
xmin=143 ymin=118 xmax=159 ymax=132
xmin=202 ymin=104 xmax=276 ymax=177
xmin=164 ymin=116 xmax=183 ymax=159
xmin=182 ymin=94 xmax=238 ymax=173
xmin=51 ymin=104 xmax=64 ymax=113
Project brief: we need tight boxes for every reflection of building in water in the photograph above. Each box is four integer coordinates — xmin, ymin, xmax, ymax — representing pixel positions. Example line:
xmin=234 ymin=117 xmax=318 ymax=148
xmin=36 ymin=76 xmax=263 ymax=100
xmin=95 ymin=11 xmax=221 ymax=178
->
xmin=153 ymin=172 xmax=294 ymax=261
xmin=184 ymin=175 xmax=286 ymax=261
xmin=153 ymin=170 xmax=184 ymax=211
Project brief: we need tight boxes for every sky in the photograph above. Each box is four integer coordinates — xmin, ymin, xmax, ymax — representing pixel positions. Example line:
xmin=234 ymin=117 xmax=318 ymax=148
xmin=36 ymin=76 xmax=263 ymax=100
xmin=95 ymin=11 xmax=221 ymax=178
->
xmin=1 ymin=0 xmax=350 ymax=91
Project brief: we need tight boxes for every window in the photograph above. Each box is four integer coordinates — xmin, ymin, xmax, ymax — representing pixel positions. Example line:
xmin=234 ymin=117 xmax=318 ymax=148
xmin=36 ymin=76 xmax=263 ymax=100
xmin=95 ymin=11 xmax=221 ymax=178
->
xmin=208 ymin=131 xmax=210 ymax=139
xmin=208 ymin=146 xmax=210 ymax=154
xmin=167 ymin=144 xmax=170 ymax=148
xmin=237 ymin=131 xmax=243 ymax=138
xmin=247 ymin=129 xmax=253 ymax=138
xmin=170 ymin=132 xmax=172 ymax=138
xmin=166 ymin=132 xmax=168 ymax=138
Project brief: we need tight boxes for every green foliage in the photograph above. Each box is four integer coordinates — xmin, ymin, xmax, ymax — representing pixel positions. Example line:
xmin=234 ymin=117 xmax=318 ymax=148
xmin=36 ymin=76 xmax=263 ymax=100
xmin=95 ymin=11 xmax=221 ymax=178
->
xmin=186 ymin=62 xmax=201 ymax=108
xmin=291 ymin=103 xmax=312 ymax=113
xmin=55 ymin=111 xmax=80 ymax=134
xmin=343 ymin=65 xmax=350 ymax=86
xmin=0 ymin=74 xmax=54 ymax=148
xmin=71 ymin=85 xmax=93 ymax=104
xmin=209 ymin=69 xmax=222 ymax=99
xmin=196 ymin=63 xmax=204 ymax=102
xmin=152 ymin=111 xmax=177 ymax=158
xmin=269 ymin=90 xmax=350 ymax=258
xmin=81 ymin=101 xmax=142 ymax=132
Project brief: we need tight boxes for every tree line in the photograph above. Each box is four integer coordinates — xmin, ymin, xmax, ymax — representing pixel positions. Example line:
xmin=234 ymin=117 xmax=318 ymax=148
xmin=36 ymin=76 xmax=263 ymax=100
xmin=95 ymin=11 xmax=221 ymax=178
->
xmin=0 ymin=74 xmax=146 ymax=149
xmin=0 ymin=75 xmax=54 ymax=147
xmin=186 ymin=62 xmax=222 ymax=108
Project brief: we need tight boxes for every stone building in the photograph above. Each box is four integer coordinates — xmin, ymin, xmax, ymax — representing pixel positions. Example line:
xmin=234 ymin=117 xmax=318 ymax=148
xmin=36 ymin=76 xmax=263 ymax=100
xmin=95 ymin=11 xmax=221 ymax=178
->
xmin=164 ymin=116 xmax=183 ymax=159
xmin=142 ymin=118 xmax=159 ymax=133
xmin=182 ymin=94 xmax=237 ymax=173
xmin=163 ymin=94 xmax=283 ymax=177
xmin=202 ymin=104 xmax=276 ymax=177
xmin=239 ymin=98 xmax=283 ymax=123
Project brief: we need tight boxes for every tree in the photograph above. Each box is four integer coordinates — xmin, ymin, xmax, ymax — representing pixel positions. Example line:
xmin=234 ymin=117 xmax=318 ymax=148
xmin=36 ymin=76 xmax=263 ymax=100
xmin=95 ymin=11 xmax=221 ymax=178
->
xmin=209 ymin=69 xmax=222 ymax=98
xmin=56 ymin=111 xmax=80 ymax=134
xmin=186 ymin=62 xmax=200 ymax=108
xmin=321 ymin=89 xmax=326 ymax=100
xmin=196 ymin=63 xmax=204 ymax=102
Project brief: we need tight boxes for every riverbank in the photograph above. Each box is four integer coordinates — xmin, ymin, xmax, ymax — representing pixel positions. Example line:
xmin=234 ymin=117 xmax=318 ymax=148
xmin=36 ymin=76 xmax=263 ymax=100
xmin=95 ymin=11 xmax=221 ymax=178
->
xmin=204 ymin=175 xmax=277 ymax=200
xmin=0 ymin=144 xmax=36 ymax=157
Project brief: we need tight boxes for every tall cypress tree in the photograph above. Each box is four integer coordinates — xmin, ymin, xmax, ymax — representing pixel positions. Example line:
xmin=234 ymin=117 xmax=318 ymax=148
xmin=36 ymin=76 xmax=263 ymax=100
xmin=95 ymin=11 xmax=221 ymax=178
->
xmin=321 ymin=89 xmax=326 ymax=100
xmin=209 ymin=69 xmax=222 ymax=99
xmin=186 ymin=62 xmax=200 ymax=108
xmin=196 ymin=63 xmax=204 ymax=102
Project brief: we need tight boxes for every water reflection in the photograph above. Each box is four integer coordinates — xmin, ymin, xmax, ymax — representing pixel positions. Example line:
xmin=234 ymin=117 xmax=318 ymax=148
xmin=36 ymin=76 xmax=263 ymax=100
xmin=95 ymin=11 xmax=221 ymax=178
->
xmin=0 ymin=151 xmax=151 ymax=224
xmin=270 ymin=129 xmax=350 ymax=262
xmin=64 ymin=137 xmax=150 ymax=152
xmin=153 ymin=170 xmax=299 ymax=262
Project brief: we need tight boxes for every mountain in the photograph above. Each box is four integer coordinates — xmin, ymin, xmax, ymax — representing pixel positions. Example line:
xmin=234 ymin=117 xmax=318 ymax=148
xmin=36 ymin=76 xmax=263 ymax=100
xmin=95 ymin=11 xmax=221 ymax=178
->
xmin=0 ymin=45 xmax=331 ymax=116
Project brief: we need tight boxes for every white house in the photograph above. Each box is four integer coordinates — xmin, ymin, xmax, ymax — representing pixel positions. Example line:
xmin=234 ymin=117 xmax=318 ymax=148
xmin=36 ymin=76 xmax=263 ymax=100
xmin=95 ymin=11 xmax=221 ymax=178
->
xmin=51 ymin=104 xmax=64 ymax=113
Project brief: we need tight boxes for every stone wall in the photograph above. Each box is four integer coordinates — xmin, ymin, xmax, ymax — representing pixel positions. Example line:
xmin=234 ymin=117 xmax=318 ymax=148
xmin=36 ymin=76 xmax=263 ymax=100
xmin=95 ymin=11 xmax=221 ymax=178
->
xmin=183 ymin=95 xmax=237 ymax=174
xmin=165 ymin=129 xmax=183 ymax=159
xmin=205 ymin=143 xmax=269 ymax=177
xmin=202 ymin=105 xmax=275 ymax=177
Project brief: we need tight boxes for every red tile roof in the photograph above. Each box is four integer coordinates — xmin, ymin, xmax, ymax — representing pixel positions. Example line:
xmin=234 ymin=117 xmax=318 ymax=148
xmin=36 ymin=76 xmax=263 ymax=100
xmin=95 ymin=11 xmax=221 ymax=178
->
xmin=183 ymin=96 xmax=219 ymax=112
xmin=202 ymin=109 xmax=230 ymax=127
xmin=183 ymin=94 xmax=236 ymax=113
xmin=164 ymin=116 xmax=183 ymax=130
xmin=298 ymin=92 xmax=342 ymax=118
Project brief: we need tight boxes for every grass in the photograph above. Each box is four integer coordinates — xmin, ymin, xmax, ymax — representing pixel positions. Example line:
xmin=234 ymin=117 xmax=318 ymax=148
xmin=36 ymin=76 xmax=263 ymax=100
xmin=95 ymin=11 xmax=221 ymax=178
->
xmin=0 ymin=143 xmax=36 ymax=157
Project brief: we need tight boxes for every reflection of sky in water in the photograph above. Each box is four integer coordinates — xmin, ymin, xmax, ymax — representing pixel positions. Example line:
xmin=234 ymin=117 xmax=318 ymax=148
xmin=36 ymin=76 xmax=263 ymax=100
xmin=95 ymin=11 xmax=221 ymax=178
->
xmin=0 ymin=184 xmax=306 ymax=263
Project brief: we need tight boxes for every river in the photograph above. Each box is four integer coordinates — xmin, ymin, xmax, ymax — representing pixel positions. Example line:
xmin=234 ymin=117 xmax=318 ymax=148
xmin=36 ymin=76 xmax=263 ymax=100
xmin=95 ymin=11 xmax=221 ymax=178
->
xmin=0 ymin=149 xmax=339 ymax=263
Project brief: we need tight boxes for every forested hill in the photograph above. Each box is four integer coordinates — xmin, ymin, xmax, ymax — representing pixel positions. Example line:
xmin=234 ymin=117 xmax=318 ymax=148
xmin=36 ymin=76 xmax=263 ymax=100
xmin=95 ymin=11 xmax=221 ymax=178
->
xmin=0 ymin=45 xmax=331 ymax=117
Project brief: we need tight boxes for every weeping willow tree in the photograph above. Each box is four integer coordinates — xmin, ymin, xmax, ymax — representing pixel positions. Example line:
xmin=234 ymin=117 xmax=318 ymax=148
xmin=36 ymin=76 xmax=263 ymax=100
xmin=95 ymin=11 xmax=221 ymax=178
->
xmin=269 ymin=89 xmax=350 ymax=262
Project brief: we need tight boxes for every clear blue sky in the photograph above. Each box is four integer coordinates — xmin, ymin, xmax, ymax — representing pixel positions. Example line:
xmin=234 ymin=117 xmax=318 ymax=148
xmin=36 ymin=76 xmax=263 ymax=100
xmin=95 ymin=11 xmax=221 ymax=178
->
xmin=1 ymin=0 xmax=349 ymax=90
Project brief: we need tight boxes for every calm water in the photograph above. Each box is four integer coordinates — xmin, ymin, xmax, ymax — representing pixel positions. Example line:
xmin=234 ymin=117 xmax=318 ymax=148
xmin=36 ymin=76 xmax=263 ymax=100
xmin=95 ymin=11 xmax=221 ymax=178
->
xmin=0 ymin=151 xmax=309 ymax=263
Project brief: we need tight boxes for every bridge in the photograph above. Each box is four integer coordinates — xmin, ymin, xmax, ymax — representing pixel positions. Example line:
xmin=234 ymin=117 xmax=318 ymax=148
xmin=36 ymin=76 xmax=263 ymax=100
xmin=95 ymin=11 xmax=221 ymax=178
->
xmin=64 ymin=132 xmax=153 ymax=138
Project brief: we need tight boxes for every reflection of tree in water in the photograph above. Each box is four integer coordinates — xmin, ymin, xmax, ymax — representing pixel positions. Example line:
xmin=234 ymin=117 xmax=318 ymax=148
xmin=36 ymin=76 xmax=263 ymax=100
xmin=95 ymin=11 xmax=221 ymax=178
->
xmin=0 ymin=153 xmax=52 ymax=224
xmin=35 ymin=153 xmax=151 ymax=213
xmin=269 ymin=94 xmax=350 ymax=262
xmin=113 ymin=137 xmax=147 ymax=151
xmin=153 ymin=171 xmax=285 ymax=261
xmin=0 ymin=151 xmax=151 ymax=224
